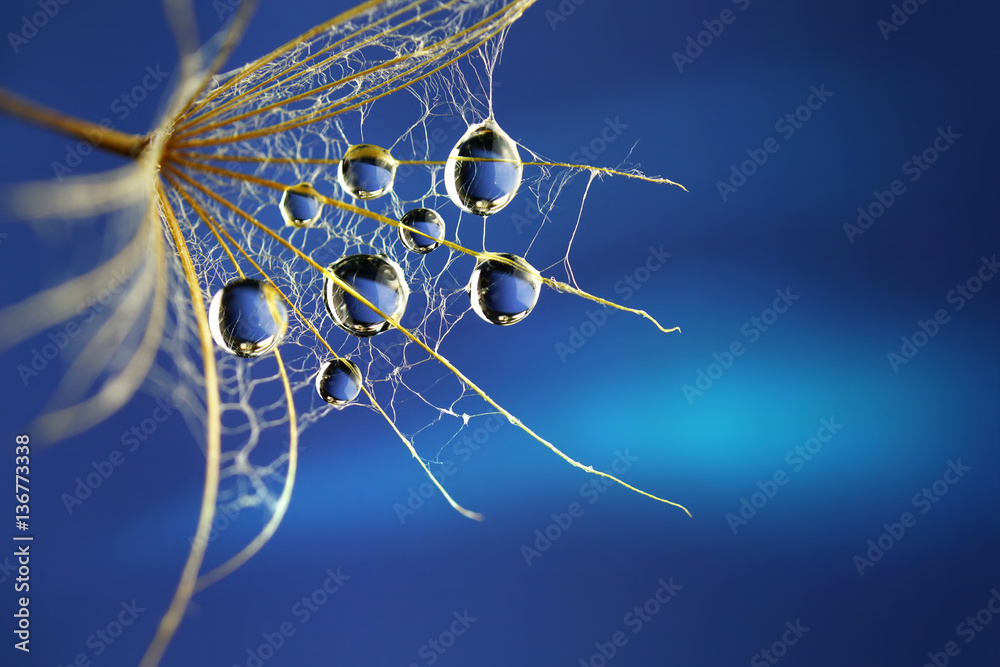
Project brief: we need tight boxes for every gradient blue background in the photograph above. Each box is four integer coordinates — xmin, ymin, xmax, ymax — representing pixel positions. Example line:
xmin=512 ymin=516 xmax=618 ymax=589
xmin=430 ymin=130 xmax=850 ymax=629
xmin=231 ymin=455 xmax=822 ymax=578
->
xmin=1 ymin=0 xmax=998 ymax=665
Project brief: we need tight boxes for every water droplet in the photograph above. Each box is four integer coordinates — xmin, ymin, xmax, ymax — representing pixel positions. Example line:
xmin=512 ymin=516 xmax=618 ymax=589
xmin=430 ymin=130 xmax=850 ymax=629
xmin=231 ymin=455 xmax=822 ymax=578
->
xmin=323 ymin=254 xmax=409 ymax=337
xmin=208 ymin=278 xmax=288 ymax=357
xmin=469 ymin=253 xmax=541 ymax=326
xmin=338 ymin=144 xmax=397 ymax=200
xmin=398 ymin=207 xmax=445 ymax=254
xmin=315 ymin=358 xmax=363 ymax=407
xmin=279 ymin=182 xmax=323 ymax=227
xmin=445 ymin=119 xmax=522 ymax=216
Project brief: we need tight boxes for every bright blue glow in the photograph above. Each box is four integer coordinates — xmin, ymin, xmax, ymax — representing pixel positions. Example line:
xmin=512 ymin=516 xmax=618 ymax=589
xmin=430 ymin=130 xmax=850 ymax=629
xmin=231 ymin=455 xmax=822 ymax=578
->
xmin=0 ymin=1 xmax=997 ymax=666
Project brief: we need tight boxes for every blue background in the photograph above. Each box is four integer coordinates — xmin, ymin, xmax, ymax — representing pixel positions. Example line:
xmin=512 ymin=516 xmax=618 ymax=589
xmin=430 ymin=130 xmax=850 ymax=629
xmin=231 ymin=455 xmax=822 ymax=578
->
xmin=1 ymin=0 xmax=998 ymax=665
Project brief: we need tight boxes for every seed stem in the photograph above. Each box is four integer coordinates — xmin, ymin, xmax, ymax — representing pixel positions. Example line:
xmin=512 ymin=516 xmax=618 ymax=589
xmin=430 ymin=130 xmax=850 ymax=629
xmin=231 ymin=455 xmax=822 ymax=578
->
xmin=0 ymin=87 xmax=148 ymax=158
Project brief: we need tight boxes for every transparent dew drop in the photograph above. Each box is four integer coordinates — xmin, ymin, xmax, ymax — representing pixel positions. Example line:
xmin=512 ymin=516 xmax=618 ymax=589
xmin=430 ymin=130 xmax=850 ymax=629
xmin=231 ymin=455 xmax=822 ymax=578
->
xmin=315 ymin=358 xmax=363 ymax=407
xmin=279 ymin=182 xmax=323 ymax=227
xmin=398 ymin=207 xmax=446 ymax=254
xmin=469 ymin=253 xmax=541 ymax=326
xmin=445 ymin=119 xmax=522 ymax=216
xmin=323 ymin=254 xmax=409 ymax=337
xmin=338 ymin=144 xmax=397 ymax=200
xmin=208 ymin=278 xmax=288 ymax=357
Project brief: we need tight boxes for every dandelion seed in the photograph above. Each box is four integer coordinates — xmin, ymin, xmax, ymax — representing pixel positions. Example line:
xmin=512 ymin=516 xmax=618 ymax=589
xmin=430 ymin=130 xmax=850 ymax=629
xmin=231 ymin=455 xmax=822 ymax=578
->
xmin=0 ymin=1 xmax=692 ymax=664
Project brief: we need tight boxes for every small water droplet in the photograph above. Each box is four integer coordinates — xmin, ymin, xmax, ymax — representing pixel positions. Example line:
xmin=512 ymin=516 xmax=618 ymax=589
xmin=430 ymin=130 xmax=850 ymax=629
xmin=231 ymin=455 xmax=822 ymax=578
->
xmin=469 ymin=253 xmax=541 ymax=326
xmin=338 ymin=144 xmax=397 ymax=200
xmin=398 ymin=207 xmax=445 ymax=254
xmin=279 ymin=182 xmax=323 ymax=227
xmin=208 ymin=278 xmax=288 ymax=357
xmin=445 ymin=119 xmax=522 ymax=216
xmin=323 ymin=254 xmax=409 ymax=337
xmin=316 ymin=358 xmax=363 ymax=407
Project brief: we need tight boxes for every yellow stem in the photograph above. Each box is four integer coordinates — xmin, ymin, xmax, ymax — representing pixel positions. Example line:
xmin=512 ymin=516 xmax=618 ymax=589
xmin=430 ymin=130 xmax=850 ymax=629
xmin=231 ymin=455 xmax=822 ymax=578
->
xmin=164 ymin=166 xmax=691 ymax=517
xmin=171 ymin=157 xmax=682 ymax=334
xmin=164 ymin=169 xmax=484 ymax=523
xmin=0 ymin=87 xmax=147 ymax=158
xmin=140 ymin=181 xmax=222 ymax=667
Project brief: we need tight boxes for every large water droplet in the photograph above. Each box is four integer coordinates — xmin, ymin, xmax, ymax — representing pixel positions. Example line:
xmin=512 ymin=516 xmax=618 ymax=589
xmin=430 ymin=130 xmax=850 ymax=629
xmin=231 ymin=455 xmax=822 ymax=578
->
xmin=208 ymin=278 xmax=288 ymax=357
xmin=323 ymin=254 xmax=409 ymax=337
xmin=398 ymin=207 xmax=445 ymax=254
xmin=316 ymin=358 xmax=363 ymax=407
xmin=445 ymin=119 xmax=522 ymax=216
xmin=279 ymin=182 xmax=323 ymax=227
xmin=469 ymin=253 xmax=541 ymax=325
xmin=338 ymin=144 xmax=397 ymax=200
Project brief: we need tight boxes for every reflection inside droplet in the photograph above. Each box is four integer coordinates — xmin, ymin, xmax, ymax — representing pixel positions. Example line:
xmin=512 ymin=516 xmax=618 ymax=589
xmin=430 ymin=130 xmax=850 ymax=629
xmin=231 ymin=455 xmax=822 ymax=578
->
xmin=316 ymin=357 xmax=363 ymax=407
xmin=323 ymin=254 xmax=409 ymax=337
xmin=398 ymin=207 xmax=446 ymax=254
xmin=469 ymin=253 xmax=541 ymax=325
xmin=338 ymin=144 xmax=397 ymax=200
xmin=279 ymin=182 xmax=323 ymax=227
xmin=208 ymin=278 xmax=288 ymax=357
xmin=445 ymin=119 xmax=522 ymax=216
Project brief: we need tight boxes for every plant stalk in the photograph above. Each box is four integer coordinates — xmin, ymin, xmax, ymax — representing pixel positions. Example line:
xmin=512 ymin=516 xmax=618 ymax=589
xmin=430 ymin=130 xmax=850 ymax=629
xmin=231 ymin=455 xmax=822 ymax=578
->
xmin=0 ymin=87 xmax=148 ymax=158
